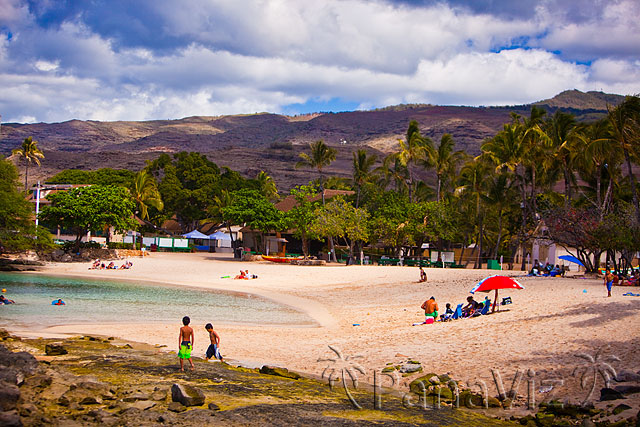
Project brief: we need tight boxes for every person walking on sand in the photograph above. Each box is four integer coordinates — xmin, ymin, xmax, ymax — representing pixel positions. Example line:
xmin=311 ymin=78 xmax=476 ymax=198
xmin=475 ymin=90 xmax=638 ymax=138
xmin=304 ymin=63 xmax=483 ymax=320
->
xmin=178 ymin=316 xmax=195 ymax=371
xmin=421 ymin=296 xmax=438 ymax=320
xmin=604 ymin=269 xmax=614 ymax=298
xmin=205 ymin=323 xmax=224 ymax=362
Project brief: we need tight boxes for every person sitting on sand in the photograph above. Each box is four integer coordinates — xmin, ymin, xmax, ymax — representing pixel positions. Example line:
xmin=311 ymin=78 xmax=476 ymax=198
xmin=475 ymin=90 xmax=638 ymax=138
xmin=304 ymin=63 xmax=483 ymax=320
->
xmin=439 ymin=303 xmax=454 ymax=321
xmin=421 ymin=296 xmax=439 ymax=321
xmin=234 ymin=270 xmax=247 ymax=280
xmin=418 ymin=267 xmax=427 ymax=283
xmin=628 ymin=270 xmax=639 ymax=286
xmin=462 ymin=296 xmax=478 ymax=317
xmin=0 ymin=295 xmax=15 ymax=304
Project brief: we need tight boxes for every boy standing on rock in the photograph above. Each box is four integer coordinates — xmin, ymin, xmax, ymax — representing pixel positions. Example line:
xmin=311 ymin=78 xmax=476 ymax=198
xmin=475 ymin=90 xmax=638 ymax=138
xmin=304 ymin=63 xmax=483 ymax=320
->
xmin=178 ymin=316 xmax=195 ymax=371
xmin=205 ymin=323 xmax=224 ymax=362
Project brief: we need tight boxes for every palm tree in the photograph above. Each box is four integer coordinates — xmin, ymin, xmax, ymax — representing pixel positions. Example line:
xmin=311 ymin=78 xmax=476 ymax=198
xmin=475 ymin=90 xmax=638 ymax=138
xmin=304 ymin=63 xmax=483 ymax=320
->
xmin=352 ymin=149 xmax=377 ymax=207
xmin=296 ymin=139 xmax=338 ymax=260
xmin=12 ymin=136 xmax=45 ymax=192
xmin=255 ymin=171 xmax=279 ymax=201
xmin=296 ymin=139 xmax=337 ymax=204
xmin=544 ymin=111 xmax=577 ymax=206
xmin=423 ymin=133 xmax=466 ymax=201
xmin=397 ymin=120 xmax=433 ymax=201
xmin=376 ymin=153 xmax=408 ymax=194
xmin=605 ymin=96 xmax=640 ymax=222
xmin=130 ymin=170 xmax=164 ymax=221
xmin=456 ymin=159 xmax=490 ymax=268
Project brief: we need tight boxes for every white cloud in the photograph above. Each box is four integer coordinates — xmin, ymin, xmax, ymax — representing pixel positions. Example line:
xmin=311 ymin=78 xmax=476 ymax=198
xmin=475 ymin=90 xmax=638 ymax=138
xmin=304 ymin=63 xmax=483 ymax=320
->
xmin=0 ymin=0 xmax=639 ymax=123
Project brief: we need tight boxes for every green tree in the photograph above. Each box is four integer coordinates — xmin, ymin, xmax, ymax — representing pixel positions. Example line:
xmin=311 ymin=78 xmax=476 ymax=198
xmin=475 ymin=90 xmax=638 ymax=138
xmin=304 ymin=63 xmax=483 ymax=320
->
xmin=286 ymin=185 xmax=321 ymax=258
xmin=0 ymin=157 xmax=53 ymax=252
xmin=456 ymin=159 xmax=490 ymax=268
xmin=605 ymin=95 xmax=640 ymax=222
xmin=296 ymin=140 xmax=337 ymax=203
xmin=311 ymin=196 xmax=369 ymax=260
xmin=423 ymin=133 xmax=466 ymax=201
xmin=396 ymin=120 xmax=433 ymax=202
xmin=12 ymin=136 xmax=45 ymax=192
xmin=255 ymin=171 xmax=279 ymax=201
xmin=39 ymin=185 xmax=137 ymax=252
xmin=352 ymin=149 xmax=377 ymax=207
xmin=543 ymin=110 xmax=577 ymax=206
xmin=222 ymin=188 xmax=284 ymax=252
xmin=130 ymin=170 xmax=163 ymax=221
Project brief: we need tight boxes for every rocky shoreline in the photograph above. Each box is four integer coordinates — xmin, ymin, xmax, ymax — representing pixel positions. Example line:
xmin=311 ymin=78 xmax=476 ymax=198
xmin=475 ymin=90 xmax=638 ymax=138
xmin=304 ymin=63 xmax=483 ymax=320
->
xmin=1 ymin=329 xmax=638 ymax=426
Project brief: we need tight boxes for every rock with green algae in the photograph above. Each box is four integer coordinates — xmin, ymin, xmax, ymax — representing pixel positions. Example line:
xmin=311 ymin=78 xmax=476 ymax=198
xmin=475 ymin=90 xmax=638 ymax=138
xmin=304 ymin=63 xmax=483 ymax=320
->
xmin=45 ymin=343 xmax=68 ymax=356
xmin=259 ymin=365 xmax=301 ymax=380
xmin=409 ymin=373 xmax=437 ymax=394
xmin=171 ymin=383 xmax=205 ymax=406
xmin=167 ymin=401 xmax=186 ymax=412
xmin=612 ymin=403 xmax=632 ymax=415
xmin=535 ymin=411 xmax=556 ymax=427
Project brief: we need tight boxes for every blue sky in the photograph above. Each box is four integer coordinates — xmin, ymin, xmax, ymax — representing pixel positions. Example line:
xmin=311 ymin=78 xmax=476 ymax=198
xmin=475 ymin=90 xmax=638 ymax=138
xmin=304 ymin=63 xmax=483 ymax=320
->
xmin=0 ymin=0 xmax=639 ymax=123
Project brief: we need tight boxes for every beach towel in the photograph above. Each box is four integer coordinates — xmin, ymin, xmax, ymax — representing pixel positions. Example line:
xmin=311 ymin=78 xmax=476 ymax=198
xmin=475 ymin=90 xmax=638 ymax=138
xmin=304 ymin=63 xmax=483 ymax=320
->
xmin=623 ymin=292 xmax=640 ymax=297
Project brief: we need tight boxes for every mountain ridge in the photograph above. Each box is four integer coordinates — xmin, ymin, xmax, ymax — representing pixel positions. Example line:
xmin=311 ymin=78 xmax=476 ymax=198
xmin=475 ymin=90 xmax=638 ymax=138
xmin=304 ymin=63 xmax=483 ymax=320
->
xmin=0 ymin=90 xmax=626 ymax=190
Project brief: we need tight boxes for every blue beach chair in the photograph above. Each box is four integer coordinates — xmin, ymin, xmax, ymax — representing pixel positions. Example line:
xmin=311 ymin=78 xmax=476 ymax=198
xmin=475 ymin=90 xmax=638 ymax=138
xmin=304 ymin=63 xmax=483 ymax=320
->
xmin=451 ymin=303 xmax=463 ymax=320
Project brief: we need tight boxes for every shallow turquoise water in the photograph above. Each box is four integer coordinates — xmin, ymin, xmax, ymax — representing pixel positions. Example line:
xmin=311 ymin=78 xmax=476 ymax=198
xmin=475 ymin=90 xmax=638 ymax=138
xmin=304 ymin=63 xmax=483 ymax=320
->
xmin=0 ymin=273 xmax=313 ymax=329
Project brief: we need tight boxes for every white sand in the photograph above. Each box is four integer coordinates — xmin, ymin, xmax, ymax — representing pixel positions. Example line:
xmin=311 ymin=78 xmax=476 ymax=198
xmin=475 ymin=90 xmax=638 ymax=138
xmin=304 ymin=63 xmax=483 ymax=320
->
xmin=14 ymin=252 xmax=640 ymax=406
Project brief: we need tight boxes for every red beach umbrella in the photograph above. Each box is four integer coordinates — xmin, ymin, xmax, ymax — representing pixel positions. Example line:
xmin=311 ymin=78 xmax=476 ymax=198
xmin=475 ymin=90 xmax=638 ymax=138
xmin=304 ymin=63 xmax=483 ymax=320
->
xmin=470 ymin=275 xmax=524 ymax=312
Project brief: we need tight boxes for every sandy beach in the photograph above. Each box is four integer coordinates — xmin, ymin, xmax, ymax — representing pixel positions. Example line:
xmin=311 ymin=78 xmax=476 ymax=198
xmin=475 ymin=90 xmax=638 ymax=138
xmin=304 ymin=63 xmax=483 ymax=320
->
xmin=11 ymin=252 xmax=640 ymax=410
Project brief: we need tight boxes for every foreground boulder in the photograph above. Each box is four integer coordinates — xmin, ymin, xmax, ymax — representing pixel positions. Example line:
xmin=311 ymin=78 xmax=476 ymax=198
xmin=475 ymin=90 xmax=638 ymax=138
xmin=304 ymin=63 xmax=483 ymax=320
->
xmin=260 ymin=365 xmax=301 ymax=380
xmin=171 ymin=383 xmax=205 ymax=407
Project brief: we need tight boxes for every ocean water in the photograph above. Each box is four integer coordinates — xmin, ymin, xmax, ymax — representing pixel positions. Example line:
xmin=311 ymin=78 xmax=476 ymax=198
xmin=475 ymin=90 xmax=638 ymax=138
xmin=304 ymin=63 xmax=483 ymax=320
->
xmin=0 ymin=273 xmax=314 ymax=329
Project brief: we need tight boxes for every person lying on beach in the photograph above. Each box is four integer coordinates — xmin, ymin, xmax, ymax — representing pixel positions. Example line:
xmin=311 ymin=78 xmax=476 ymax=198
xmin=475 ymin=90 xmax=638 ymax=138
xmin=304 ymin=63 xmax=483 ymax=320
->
xmin=462 ymin=296 xmax=478 ymax=317
xmin=205 ymin=323 xmax=224 ymax=362
xmin=89 ymin=259 xmax=101 ymax=269
xmin=418 ymin=267 xmax=427 ymax=283
xmin=439 ymin=303 xmax=454 ymax=321
xmin=245 ymin=270 xmax=258 ymax=279
xmin=178 ymin=316 xmax=195 ymax=371
xmin=119 ymin=261 xmax=133 ymax=269
xmin=0 ymin=295 xmax=15 ymax=304
xmin=421 ymin=296 xmax=438 ymax=321
xmin=234 ymin=270 xmax=247 ymax=280
xmin=107 ymin=262 xmax=116 ymax=270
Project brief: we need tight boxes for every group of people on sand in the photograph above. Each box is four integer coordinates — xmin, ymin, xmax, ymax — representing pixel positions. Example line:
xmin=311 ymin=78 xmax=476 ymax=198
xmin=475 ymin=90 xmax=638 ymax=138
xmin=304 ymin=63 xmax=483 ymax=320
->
xmin=420 ymin=295 xmax=492 ymax=323
xmin=604 ymin=269 xmax=639 ymax=290
xmin=89 ymin=259 xmax=133 ymax=270
xmin=234 ymin=270 xmax=257 ymax=280
xmin=177 ymin=316 xmax=224 ymax=371
xmin=528 ymin=260 xmax=564 ymax=277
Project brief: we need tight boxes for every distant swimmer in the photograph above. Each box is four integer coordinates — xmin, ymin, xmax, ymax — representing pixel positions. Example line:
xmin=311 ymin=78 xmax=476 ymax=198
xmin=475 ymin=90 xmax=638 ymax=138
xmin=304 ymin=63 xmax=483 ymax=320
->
xmin=0 ymin=295 xmax=15 ymax=304
xmin=52 ymin=299 xmax=65 ymax=306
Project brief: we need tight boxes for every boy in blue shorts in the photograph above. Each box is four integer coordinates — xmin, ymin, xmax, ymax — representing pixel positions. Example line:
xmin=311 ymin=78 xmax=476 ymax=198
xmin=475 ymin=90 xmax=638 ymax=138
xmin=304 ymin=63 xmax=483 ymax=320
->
xmin=205 ymin=323 xmax=223 ymax=362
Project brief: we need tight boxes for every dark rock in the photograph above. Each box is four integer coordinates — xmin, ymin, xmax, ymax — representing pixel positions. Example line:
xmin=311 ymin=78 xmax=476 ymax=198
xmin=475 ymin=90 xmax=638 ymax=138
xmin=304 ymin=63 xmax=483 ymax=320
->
xmin=79 ymin=395 xmax=102 ymax=405
xmin=535 ymin=411 xmax=555 ymax=427
xmin=459 ymin=390 xmax=484 ymax=408
xmin=23 ymin=374 xmax=52 ymax=389
xmin=0 ymin=330 xmax=9 ymax=340
xmin=0 ymin=346 xmax=38 ymax=375
xmin=615 ymin=369 xmax=640 ymax=382
xmin=409 ymin=373 xmax=437 ymax=394
xmin=0 ymin=369 xmax=19 ymax=385
xmin=130 ymin=400 xmax=156 ymax=411
xmin=399 ymin=363 xmax=422 ymax=373
xmin=612 ymin=403 xmax=632 ymax=415
xmin=259 ymin=365 xmax=301 ymax=380
xmin=208 ymin=403 xmax=220 ymax=411
xmin=581 ymin=419 xmax=595 ymax=427
xmin=171 ymin=383 xmax=205 ymax=407
xmin=151 ymin=390 xmax=167 ymax=401
xmin=0 ymin=410 xmax=21 ymax=427
xmin=0 ymin=382 xmax=20 ymax=411
xmin=19 ymin=403 xmax=38 ymax=417
xmin=168 ymin=402 xmax=186 ymax=412
xmin=613 ymin=385 xmax=640 ymax=395
xmin=45 ymin=343 xmax=68 ymax=356
xmin=600 ymin=387 xmax=626 ymax=401
xmin=487 ymin=396 xmax=501 ymax=407
xmin=122 ymin=392 xmax=151 ymax=402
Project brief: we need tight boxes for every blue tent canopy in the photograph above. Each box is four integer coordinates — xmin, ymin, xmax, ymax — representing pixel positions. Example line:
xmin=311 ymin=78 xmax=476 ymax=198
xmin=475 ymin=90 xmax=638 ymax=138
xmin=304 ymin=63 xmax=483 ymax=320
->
xmin=559 ymin=255 xmax=584 ymax=267
xmin=182 ymin=230 xmax=210 ymax=239
xmin=209 ymin=231 xmax=231 ymax=241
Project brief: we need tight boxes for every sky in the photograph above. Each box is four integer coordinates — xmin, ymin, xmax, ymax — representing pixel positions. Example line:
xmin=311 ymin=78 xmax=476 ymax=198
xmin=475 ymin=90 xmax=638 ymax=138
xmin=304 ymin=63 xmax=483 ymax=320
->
xmin=0 ymin=0 xmax=639 ymax=123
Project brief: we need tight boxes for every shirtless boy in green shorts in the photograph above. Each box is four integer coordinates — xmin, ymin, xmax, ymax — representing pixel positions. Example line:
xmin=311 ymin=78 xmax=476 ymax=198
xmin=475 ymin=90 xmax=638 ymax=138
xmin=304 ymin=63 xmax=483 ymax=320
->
xmin=178 ymin=316 xmax=195 ymax=371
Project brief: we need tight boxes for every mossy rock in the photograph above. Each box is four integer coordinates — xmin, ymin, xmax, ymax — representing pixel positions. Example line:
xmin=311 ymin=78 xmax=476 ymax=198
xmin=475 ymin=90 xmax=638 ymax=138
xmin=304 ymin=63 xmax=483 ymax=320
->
xmin=459 ymin=390 xmax=484 ymax=408
xmin=259 ymin=365 xmax=301 ymax=380
xmin=381 ymin=366 xmax=395 ymax=373
xmin=612 ymin=403 xmax=632 ymax=415
xmin=535 ymin=411 xmax=555 ymax=427
xmin=407 ymin=360 xmax=420 ymax=364
xmin=518 ymin=414 xmax=535 ymax=425
xmin=437 ymin=374 xmax=451 ymax=383
xmin=432 ymin=387 xmax=453 ymax=400
xmin=486 ymin=397 xmax=501 ymax=408
xmin=409 ymin=373 xmax=436 ymax=394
